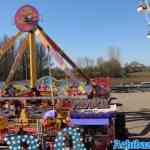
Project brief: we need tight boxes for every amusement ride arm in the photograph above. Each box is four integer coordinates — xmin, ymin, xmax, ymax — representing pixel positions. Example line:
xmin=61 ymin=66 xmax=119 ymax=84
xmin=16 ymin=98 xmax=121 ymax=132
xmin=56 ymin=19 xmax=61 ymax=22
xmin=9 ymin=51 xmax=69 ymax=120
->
xmin=0 ymin=32 xmax=22 ymax=58
xmin=6 ymin=37 xmax=28 ymax=83
xmin=145 ymin=0 xmax=150 ymax=9
xmin=35 ymin=25 xmax=91 ymax=83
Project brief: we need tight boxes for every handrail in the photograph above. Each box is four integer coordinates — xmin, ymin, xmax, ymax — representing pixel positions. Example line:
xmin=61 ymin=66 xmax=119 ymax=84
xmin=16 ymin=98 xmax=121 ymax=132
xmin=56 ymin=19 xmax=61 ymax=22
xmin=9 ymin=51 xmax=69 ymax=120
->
xmin=0 ymin=146 xmax=8 ymax=149
xmin=0 ymin=96 xmax=87 ymax=101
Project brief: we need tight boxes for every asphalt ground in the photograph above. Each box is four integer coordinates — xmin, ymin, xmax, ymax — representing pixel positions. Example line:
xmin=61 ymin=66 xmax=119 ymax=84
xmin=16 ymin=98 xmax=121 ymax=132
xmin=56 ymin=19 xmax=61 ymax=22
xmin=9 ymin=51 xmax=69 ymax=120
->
xmin=112 ymin=92 xmax=150 ymax=138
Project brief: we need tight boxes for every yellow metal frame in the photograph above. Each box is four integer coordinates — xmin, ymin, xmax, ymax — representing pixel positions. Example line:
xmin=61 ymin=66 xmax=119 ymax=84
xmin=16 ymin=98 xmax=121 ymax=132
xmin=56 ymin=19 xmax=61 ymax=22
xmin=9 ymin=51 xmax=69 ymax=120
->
xmin=6 ymin=37 xmax=28 ymax=83
xmin=29 ymin=32 xmax=37 ymax=88
xmin=0 ymin=32 xmax=22 ymax=57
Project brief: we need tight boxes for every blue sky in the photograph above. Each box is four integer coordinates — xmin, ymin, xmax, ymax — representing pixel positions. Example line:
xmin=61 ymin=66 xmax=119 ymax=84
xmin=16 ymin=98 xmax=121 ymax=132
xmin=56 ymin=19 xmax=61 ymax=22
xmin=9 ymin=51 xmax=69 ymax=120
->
xmin=0 ymin=0 xmax=150 ymax=65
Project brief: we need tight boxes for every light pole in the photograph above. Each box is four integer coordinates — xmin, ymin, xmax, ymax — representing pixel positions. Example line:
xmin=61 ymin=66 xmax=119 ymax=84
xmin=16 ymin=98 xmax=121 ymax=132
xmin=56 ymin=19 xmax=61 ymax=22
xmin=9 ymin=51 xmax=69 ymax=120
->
xmin=48 ymin=51 xmax=55 ymax=110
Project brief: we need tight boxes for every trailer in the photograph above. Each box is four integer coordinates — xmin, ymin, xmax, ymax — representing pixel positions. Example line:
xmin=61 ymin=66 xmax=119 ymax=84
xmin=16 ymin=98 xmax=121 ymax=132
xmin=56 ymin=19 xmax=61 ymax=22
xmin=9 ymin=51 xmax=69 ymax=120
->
xmin=69 ymin=104 xmax=127 ymax=150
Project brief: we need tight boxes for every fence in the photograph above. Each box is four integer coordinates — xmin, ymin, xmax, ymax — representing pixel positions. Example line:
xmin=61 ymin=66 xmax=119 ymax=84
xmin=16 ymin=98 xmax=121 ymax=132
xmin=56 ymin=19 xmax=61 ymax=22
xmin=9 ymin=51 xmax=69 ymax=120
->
xmin=112 ymin=84 xmax=150 ymax=93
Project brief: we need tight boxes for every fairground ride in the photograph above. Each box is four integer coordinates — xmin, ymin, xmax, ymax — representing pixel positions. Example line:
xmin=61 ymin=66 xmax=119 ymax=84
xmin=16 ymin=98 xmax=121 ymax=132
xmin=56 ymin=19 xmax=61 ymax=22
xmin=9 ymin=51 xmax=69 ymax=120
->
xmin=0 ymin=5 xmax=90 ymax=89
xmin=0 ymin=5 xmax=121 ymax=150
xmin=137 ymin=0 xmax=150 ymax=37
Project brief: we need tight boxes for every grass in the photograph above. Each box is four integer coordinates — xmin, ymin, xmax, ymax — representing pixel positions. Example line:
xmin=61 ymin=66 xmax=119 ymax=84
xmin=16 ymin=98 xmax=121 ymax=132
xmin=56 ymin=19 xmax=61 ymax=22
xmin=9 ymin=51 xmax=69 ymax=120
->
xmin=112 ymin=72 xmax=150 ymax=86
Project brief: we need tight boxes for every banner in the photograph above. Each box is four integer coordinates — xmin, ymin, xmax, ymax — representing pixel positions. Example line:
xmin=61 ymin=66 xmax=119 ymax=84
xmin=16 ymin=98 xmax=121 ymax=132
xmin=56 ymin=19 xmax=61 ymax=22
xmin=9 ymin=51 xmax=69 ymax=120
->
xmin=35 ymin=29 xmax=76 ymax=80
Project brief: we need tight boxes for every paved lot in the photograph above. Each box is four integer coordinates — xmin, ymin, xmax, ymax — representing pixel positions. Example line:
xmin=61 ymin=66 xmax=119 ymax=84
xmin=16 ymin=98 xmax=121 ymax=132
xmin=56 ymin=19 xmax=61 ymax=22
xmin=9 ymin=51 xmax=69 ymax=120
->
xmin=111 ymin=92 xmax=150 ymax=138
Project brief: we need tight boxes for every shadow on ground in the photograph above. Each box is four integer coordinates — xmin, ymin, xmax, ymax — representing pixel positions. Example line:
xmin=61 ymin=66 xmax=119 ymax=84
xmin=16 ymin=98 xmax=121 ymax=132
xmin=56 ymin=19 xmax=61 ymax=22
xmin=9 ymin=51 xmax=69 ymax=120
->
xmin=125 ymin=108 xmax=150 ymax=137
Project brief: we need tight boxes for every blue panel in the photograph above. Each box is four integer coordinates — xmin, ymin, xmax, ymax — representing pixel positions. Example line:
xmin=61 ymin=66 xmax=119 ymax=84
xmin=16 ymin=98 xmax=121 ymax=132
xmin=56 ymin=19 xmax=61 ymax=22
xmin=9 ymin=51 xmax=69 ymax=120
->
xmin=70 ymin=112 xmax=115 ymax=119
xmin=70 ymin=118 xmax=109 ymax=125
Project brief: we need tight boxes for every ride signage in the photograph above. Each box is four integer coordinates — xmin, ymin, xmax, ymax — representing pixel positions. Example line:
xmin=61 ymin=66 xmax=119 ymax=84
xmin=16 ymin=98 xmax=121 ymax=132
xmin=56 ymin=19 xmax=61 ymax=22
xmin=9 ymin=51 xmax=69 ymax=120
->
xmin=62 ymin=98 xmax=109 ymax=110
xmin=15 ymin=5 xmax=39 ymax=32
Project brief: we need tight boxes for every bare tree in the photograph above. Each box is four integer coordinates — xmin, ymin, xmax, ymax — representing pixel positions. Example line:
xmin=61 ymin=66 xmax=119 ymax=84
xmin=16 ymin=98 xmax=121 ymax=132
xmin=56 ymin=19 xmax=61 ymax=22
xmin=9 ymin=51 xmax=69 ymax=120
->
xmin=96 ymin=57 xmax=104 ymax=67
xmin=77 ymin=56 xmax=94 ymax=68
xmin=108 ymin=46 xmax=121 ymax=62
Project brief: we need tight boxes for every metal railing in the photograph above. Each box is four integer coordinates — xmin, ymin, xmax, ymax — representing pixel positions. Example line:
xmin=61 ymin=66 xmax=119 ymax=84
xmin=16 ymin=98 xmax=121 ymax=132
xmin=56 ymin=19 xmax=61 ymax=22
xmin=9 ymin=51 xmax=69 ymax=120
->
xmin=0 ymin=146 xmax=8 ymax=150
xmin=112 ymin=84 xmax=150 ymax=93
xmin=0 ymin=96 xmax=87 ymax=101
